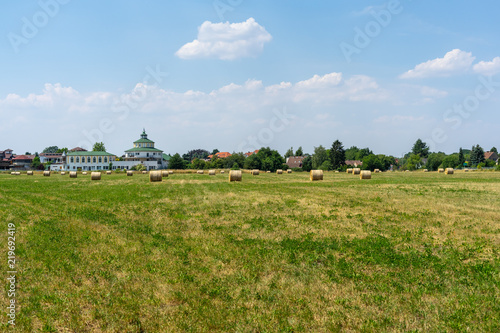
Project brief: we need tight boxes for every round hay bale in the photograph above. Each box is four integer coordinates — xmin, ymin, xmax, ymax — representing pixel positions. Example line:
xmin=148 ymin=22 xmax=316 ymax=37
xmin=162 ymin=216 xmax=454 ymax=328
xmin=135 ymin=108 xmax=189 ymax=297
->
xmin=287 ymin=169 xmax=292 ymax=174
xmin=229 ymin=170 xmax=242 ymax=182
xmin=169 ymin=170 xmax=174 ymax=174
xmin=423 ymin=169 xmax=429 ymax=172
xmin=161 ymin=170 xmax=169 ymax=178
xmin=43 ymin=171 xmax=50 ymax=177
xmin=352 ymin=168 xmax=361 ymax=175
xmin=276 ymin=169 xmax=283 ymax=175
xmin=27 ymin=171 xmax=33 ymax=176
xmin=208 ymin=170 xmax=216 ymax=176
xmin=142 ymin=171 xmax=148 ymax=174
xmin=127 ymin=170 xmax=133 ymax=176
xmin=69 ymin=171 xmax=77 ymax=178
xmin=197 ymin=170 xmax=204 ymax=175
xmin=61 ymin=171 xmax=66 ymax=175
xmin=346 ymin=168 xmax=353 ymax=173
xmin=82 ymin=171 xmax=88 ymax=175
xmin=106 ymin=171 xmax=112 ymax=175
xmin=266 ymin=171 xmax=271 ymax=173
xmin=464 ymin=169 xmax=469 ymax=172
xmin=149 ymin=170 xmax=162 ymax=182
xmin=91 ymin=172 xmax=101 ymax=180
xmin=374 ymin=169 xmax=380 ymax=173
xmin=220 ymin=170 xmax=225 ymax=174
xmin=360 ymin=170 xmax=372 ymax=180
xmin=438 ymin=168 xmax=444 ymax=173
xmin=16 ymin=172 xmax=21 ymax=175
xmin=445 ymin=168 xmax=454 ymax=175
xmin=251 ymin=169 xmax=260 ymax=175
xmin=310 ymin=170 xmax=323 ymax=181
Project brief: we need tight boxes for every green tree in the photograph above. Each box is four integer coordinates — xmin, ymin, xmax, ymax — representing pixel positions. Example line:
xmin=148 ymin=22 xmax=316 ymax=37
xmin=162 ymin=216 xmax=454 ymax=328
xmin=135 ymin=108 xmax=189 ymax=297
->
xmin=345 ymin=146 xmax=359 ymax=160
xmin=319 ymin=160 xmax=332 ymax=171
xmin=231 ymin=163 xmax=240 ymax=170
xmin=470 ymin=145 xmax=485 ymax=166
xmin=93 ymin=142 xmax=106 ymax=152
xmin=133 ymin=164 xmax=146 ymax=171
xmin=261 ymin=157 xmax=273 ymax=171
xmin=362 ymin=154 xmax=383 ymax=171
xmin=406 ymin=154 xmax=422 ymax=171
xmin=329 ymin=140 xmax=345 ymax=170
xmin=42 ymin=146 xmax=59 ymax=154
xmin=458 ymin=148 xmax=465 ymax=168
xmin=312 ymin=145 xmax=328 ymax=169
xmin=57 ymin=147 xmax=68 ymax=154
xmin=490 ymin=147 xmax=498 ymax=154
xmin=25 ymin=152 xmax=31 ymax=155
xmin=224 ymin=152 xmax=246 ymax=169
xmin=411 ymin=139 xmax=429 ymax=158
xmin=212 ymin=148 xmax=220 ymax=155
xmin=441 ymin=154 xmax=459 ymax=168
xmin=31 ymin=156 xmax=41 ymax=170
xmin=211 ymin=157 xmax=224 ymax=169
xmin=256 ymin=147 xmax=284 ymax=172
xmin=284 ymin=147 xmax=294 ymax=159
xmin=169 ymin=153 xmax=185 ymax=169
xmin=295 ymin=146 xmax=303 ymax=156
xmin=192 ymin=158 xmax=206 ymax=170
xmin=244 ymin=153 xmax=261 ymax=170
xmin=301 ymin=155 xmax=312 ymax=172
xmin=426 ymin=152 xmax=446 ymax=171
xmin=355 ymin=147 xmax=373 ymax=161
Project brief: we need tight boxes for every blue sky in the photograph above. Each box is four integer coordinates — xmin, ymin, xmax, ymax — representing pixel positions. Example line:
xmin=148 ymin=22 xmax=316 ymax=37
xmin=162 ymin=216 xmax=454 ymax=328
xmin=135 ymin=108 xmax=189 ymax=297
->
xmin=1 ymin=0 xmax=500 ymax=157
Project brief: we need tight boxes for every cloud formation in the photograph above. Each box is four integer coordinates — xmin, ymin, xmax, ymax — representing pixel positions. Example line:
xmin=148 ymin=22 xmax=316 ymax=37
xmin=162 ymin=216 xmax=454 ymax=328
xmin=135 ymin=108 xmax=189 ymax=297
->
xmin=400 ymin=49 xmax=475 ymax=79
xmin=473 ymin=57 xmax=500 ymax=75
xmin=175 ymin=18 xmax=272 ymax=60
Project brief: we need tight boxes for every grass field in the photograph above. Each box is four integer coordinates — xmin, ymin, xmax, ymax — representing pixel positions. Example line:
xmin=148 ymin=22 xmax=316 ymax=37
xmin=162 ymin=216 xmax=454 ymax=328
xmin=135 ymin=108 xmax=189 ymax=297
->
xmin=1 ymin=170 xmax=499 ymax=332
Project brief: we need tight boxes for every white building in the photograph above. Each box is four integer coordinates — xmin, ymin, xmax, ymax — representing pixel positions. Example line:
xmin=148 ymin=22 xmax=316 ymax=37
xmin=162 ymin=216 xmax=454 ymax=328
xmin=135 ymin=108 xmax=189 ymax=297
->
xmin=62 ymin=130 xmax=167 ymax=171
xmin=64 ymin=151 xmax=116 ymax=171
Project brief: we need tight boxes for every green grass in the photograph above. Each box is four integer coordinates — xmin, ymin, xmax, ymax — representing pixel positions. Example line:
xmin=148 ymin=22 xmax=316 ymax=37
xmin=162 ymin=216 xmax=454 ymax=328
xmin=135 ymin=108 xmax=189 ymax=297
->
xmin=1 ymin=171 xmax=499 ymax=332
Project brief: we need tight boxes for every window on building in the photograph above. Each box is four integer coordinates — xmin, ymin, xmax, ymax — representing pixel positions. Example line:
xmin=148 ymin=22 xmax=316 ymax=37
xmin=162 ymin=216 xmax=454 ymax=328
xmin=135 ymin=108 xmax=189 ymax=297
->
xmin=93 ymin=157 xmax=96 ymax=163
xmin=104 ymin=157 xmax=108 ymax=163
xmin=147 ymin=153 xmax=149 ymax=157
xmin=70 ymin=157 xmax=74 ymax=163
xmin=87 ymin=157 xmax=91 ymax=163
xmin=99 ymin=157 xmax=102 ymax=163
xmin=76 ymin=157 xmax=79 ymax=163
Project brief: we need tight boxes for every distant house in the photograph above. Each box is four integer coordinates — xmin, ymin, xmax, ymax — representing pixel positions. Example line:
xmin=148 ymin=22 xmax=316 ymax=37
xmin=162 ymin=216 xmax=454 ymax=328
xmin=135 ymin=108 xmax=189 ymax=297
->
xmin=286 ymin=156 xmax=304 ymax=168
xmin=39 ymin=153 xmax=63 ymax=164
xmin=0 ymin=149 xmax=14 ymax=169
xmin=484 ymin=151 xmax=499 ymax=163
xmin=345 ymin=160 xmax=363 ymax=167
xmin=208 ymin=152 xmax=232 ymax=159
xmin=11 ymin=155 xmax=35 ymax=170
xmin=244 ymin=150 xmax=259 ymax=157
xmin=69 ymin=147 xmax=88 ymax=152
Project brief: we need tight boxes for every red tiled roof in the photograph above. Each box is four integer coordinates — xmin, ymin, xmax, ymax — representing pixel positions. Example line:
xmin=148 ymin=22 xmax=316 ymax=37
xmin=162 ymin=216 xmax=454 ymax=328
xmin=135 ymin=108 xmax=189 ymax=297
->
xmin=69 ymin=147 xmax=87 ymax=152
xmin=209 ymin=152 xmax=232 ymax=159
xmin=484 ymin=151 xmax=499 ymax=161
xmin=244 ymin=150 xmax=259 ymax=157
xmin=12 ymin=155 xmax=35 ymax=160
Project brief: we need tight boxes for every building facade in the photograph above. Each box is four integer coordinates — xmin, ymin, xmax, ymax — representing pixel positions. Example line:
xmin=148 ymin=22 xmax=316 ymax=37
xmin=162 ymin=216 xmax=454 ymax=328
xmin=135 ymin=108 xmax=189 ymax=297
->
xmin=64 ymin=151 xmax=116 ymax=171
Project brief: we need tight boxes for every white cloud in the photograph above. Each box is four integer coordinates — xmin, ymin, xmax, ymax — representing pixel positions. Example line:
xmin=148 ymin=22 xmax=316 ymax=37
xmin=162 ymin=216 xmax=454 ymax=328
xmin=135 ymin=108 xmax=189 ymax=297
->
xmin=400 ymin=49 xmax=475 ymax=79
xmin=473 ymin=57 xmax=500 ymax=75
xmin=420 ymin=86 xmax=448 ymax=98
xmin=175 ymin=18 xmax=272 ymax=60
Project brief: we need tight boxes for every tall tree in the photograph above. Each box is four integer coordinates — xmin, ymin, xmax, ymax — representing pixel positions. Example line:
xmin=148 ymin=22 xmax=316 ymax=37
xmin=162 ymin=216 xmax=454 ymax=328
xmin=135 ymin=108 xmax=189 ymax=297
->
xmin=329 ymin=140 xmax=345 ymax=170
xmin=211 ymin=148 xmax=220 ymax=155
xmin=295 ymin=146 xmax=304 ymax=156
xmin=490 ymin=147 xmax=498 ymax=154
xmin=458 ymin=148 xmax=465 ymax=167
xmin=42 ymin=146 xmax=59 ymax=154
xmin=345 ymin=146 xmax=359 ymax=160
xmin=284 ymin=147 xmax=294 ymax=159
xmin=470 ymin=145 xmax=485 ymax=166
xmin=411 ymin=139 xmax=429 ymax=158
xmin=312 ymin=145 xmax=328 ymax=169
xmin=183 ymin=149 xmax=210 ymax=161
xmin=57 ymin=147 xmax=69 ymax=154
xmin=301 ymin=155 xmax=312 ymax=172
xmin=93 ymin=142 xmax=106 ymax=152
xmin=169 ymin=153 xmax=185 ymax=169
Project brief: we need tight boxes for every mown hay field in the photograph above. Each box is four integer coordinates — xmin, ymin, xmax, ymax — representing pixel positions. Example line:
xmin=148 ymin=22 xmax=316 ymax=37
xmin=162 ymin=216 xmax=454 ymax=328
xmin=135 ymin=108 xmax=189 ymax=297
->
xmin=0 ymin=171 xmax=499 ymax=332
